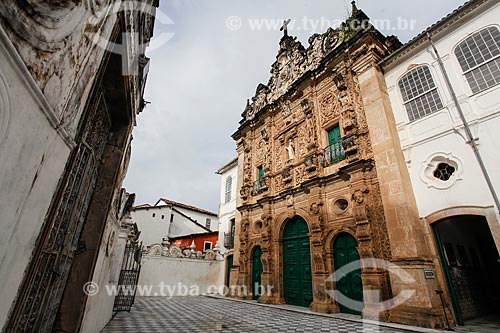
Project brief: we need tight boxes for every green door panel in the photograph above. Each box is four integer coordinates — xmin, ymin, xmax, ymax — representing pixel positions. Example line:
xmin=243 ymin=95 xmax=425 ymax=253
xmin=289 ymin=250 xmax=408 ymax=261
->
xmin=258 ymin=166 xmax=265 ymax=180
xmin=252 ymin=247 xmax=263 ymax=300
xmin=283 ymin=217 xmax=313 ymax=307
xmin=327 ymin=125 xmax=341 ymax=145
xmin=333 ymin=233 xmax=363 ymax=315
xmin=226 ymin=255 xmax=233 ymax=288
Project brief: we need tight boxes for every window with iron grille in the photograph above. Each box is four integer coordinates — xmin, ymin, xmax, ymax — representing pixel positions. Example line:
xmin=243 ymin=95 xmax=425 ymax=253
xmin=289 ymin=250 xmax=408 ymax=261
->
xmin=398 ymin=65 xmax=443 ymax=122
xmin=224 ymin=176 xmax=232 ymax=203
xmin=455 ymin=26 xmax=500 ymax=94
xmin=206 ymin=218 xmax=211 ymax=229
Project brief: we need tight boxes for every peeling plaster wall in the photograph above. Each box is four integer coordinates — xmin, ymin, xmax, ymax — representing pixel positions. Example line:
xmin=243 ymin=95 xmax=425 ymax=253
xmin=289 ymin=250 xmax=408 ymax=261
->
xmin=0 ymin=2 xmax=129 ymax=329
xmin=0 ymin=1 xmax=117 ymax=138
xmin=0 ymin=27 xmax=71 ymax=328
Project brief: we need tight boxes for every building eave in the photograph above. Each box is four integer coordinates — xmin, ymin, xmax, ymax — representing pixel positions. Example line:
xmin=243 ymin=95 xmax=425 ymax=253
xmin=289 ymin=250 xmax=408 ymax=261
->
xmin=380 ymin=0 xmax=492 ymax=71
xmin=216 ymin=157 xmax=238 ymax=175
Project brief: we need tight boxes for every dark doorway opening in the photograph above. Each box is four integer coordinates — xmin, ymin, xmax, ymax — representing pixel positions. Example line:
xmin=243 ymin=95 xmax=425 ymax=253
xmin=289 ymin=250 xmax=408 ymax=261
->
xmin=433 ymin=215 xmax=500 ymax=326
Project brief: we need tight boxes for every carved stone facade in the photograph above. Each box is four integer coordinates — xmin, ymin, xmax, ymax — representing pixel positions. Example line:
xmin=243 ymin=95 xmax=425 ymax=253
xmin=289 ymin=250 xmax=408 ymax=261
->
xmin=0 ymin=1 xmax=157 ymax=332
xmin=231 ymin=4 xmax=449 ymax=329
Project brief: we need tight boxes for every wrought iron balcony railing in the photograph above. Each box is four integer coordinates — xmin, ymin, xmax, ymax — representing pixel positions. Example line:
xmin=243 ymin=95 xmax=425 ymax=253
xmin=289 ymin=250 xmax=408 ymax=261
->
xmin=223 ymin=232 xmax=234 ymax=249
xmin=251 ymin=177 xmax=268 ymax=196
xmin=321 ymin=138 xmax=346 ymax=167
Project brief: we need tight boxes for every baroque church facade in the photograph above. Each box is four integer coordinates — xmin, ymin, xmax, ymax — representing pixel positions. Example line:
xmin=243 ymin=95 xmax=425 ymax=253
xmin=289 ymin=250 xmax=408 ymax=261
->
xmin=231 ymin=4 xmax=450 ymax=328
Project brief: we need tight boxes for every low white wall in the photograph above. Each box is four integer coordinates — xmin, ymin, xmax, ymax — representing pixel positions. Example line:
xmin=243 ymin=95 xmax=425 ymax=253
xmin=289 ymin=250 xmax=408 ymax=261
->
xmin=80 ymin=222 xmax=128 ymax=333
xmin=138 ymin=256 xmax=225 ymax=297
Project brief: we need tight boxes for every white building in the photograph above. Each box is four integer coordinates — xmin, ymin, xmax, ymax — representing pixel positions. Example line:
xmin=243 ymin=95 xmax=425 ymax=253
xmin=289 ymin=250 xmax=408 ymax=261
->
xmin=216 ymin=158 xmax=238 ymax=251
xmin=381 ymin=0 xmax=500 ymax=325
xmin=216 ymin=158 xmax=238 ymax=286
xmin=131 ymin=198 xmax=219 ymax=247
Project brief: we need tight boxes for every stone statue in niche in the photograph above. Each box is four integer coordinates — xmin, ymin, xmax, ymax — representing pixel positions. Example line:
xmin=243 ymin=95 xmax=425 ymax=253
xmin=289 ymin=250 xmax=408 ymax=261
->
xmin=261 ymin=127 xmax=269 ymax=141
xmin=286 ymin=139 xmax=295 ymax=160
xmin=281 ymin=99 xmax=293 ymax=126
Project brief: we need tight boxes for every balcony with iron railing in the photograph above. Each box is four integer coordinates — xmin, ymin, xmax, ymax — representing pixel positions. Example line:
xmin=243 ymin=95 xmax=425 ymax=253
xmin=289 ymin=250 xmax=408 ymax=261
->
xmin=321 ymin=137 xmax=346 ymax=167
xmin=223 ymin=232 xmax=234 ymax=249
xmin=250 ymin=176 xmax=269 ymax=196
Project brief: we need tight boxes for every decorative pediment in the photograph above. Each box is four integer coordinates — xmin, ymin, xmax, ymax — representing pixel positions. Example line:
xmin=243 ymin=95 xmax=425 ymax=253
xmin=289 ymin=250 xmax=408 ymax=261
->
xmin=241 ymin=4 xmax=379 ymax=123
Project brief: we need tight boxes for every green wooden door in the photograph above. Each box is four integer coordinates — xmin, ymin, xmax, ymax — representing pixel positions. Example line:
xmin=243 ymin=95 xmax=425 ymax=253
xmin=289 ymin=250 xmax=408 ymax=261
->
xmin=327 ymin=125 xmax=344 ymax=163
xmin=283 ymin=217 xmax=313 ymax=307
xmin=328 ymin=125 xmax=341 ymax=145
xmin=226 ymin=255 xmax=233 ymax=288
xmin=258 ymin=166 xmax=265 ymax=180
xmin=252 ymin=247 xmax=263 ymax=300
xmin=333 ymin=233 xmax=363 ymax=315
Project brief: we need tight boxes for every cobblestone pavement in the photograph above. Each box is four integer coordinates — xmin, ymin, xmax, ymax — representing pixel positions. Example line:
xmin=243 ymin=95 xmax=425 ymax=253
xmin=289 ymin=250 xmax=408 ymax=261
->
xmin=102 ymin=296 xmax=410 ymax=333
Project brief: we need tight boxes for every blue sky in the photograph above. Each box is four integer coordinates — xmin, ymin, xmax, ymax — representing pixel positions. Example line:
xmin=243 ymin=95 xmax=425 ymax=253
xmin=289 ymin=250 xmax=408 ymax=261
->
xmin=123 ymin=0 xmax=467 ymax=212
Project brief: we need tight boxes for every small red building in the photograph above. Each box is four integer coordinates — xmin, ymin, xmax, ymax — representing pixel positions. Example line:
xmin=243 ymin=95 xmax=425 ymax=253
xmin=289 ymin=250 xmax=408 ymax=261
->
xmin=170 ymin=231 xmax=219 ymax=252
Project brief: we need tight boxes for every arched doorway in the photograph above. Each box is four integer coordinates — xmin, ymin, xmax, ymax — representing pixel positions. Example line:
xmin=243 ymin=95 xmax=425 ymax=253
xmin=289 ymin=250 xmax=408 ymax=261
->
xmin=433 ymin=215 xmax=500 ymax=325
xmin=251 ymin=246 xmax=263 ymax=300
xmin=282 ymin=216 xmax=313 ymax=307
xmin=333 ymin=233 xmax=363 ymax=315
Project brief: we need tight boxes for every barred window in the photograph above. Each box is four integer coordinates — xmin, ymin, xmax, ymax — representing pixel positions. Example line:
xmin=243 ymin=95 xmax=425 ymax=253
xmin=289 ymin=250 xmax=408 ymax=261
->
xmin=398 ymin=65 xmax=444 ymax=122
xmin=224 ymin=176 xmax=232 ymax=203
xmin=455 ymin=26 xmax=500 ymax=94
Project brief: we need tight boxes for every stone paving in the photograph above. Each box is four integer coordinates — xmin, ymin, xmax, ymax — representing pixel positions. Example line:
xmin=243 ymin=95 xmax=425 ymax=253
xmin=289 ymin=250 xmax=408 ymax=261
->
xmin=102 ymin=297 xmax=417 ymax=333
xmin=454 ymin=314 xmax=500 ymax=333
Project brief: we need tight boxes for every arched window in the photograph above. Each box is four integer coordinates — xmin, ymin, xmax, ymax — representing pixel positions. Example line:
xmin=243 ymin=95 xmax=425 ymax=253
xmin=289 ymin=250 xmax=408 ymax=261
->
xmin=454 ymin=26 xmax=500 ymax=94
xmin=398 ymin=65 xmax=444 ymax=122
xmin=224 ymin=176 xmax=232 ymax=203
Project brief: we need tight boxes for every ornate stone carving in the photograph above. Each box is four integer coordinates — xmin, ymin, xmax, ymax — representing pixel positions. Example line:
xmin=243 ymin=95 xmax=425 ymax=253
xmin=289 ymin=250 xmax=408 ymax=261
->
xmin=352 ymin=186 xmax=369 ymax=205
xmin=282 ymin=166 xmax=292 ymax=183
xmin=309 ymin=201 xmax=323 ymax=215
xmin=274 ymin=138 xmax=284 ymax=171
xmin=319 ymin=90 xmax=341 ymax=125
xmin=253 ymin=84 xmax=269 ymax=115
xmin=304 ymin=153 xmax=319 ymax=174
xmin=295 ymin=165 xmax=305 ymax=185
xmin=143 ymin=243 xmax=223 ymax=261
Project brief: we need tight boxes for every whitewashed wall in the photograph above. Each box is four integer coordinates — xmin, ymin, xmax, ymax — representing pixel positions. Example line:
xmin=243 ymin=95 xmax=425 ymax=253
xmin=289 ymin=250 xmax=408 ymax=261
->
xmin=138 ymin=256 xmax=225 ymax=296
xmin=132 ymin=207 xmax=210 ymax=247
xmin=166 ymin=205 xmax=219 ymax=232
xmin=217 ymin=161 xmax=238 ymax=251
xmin=382 ymin=1 xmax=500 ymax=224
xmin=0 ymin=27 xmax=72 ymax=328
xmin=79 ymin=218 xmax=129 ymax=333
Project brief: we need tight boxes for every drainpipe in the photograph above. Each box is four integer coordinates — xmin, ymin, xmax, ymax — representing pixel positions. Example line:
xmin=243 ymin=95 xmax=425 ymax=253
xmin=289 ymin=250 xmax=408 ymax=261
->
xmin=427 ymin=32 xmax=500 ymax=215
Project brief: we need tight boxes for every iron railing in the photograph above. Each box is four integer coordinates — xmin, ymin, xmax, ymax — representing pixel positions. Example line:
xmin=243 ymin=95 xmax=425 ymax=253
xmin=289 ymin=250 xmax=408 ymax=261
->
xmin=113 ymin=240 xmax=143 ymax=312
xmin=251 ymin=177 xmax=268 ymax=196
xmin=224 ymin=232 xmax=234 ymax=249
xmin=321 ymin=138 xmax=345 ymax=167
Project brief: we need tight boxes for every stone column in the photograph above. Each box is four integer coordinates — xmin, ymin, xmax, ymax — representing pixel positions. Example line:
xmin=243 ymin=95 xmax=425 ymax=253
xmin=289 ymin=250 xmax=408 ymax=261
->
xmin=355 ymin=59 xmax=445 ymax=328
xmin=308 ymin=204 xmax=335 ymax=313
